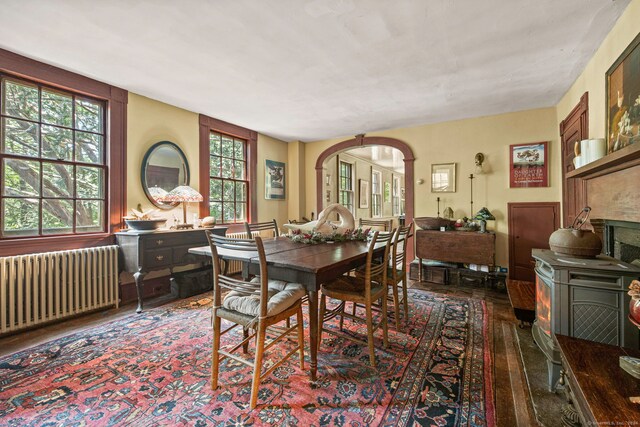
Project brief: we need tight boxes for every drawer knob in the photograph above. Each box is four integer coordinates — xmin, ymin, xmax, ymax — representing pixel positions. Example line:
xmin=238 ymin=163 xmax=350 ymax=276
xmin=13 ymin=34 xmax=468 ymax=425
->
xmin=156 ymin=239 xmax=164 ymax=245
xmin=156 ymin=255 xmax=164 ymax=261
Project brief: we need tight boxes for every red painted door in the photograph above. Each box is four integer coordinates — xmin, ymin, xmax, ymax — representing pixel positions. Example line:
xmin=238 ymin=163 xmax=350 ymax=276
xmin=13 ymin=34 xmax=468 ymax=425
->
xmin=508 ymin=202 xmax=560 ymax=282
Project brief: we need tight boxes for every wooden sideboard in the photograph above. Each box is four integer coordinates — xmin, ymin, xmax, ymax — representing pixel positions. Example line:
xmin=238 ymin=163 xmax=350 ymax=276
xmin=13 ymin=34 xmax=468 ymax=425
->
xmin=116 ymin=227 xmax=227 ymax=313
xmin=556 ymin=334 xmax=640 ymax=426
xmin=415 ymin=230 xmax=495 ymax=282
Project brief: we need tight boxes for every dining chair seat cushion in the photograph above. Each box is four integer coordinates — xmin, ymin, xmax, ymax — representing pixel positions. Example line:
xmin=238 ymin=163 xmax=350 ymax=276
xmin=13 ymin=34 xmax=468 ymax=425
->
xmin=222 ymin=278 xmax=305 ymax=318
xmin=387 ymin=267 xmax=406 ymax=281
xmin=322 ymin=275 xmax=385 ymax=301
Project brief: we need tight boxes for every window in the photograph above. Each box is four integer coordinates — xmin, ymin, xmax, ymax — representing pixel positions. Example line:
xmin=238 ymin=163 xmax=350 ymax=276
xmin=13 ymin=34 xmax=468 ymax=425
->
xmin=371 ymin=170 xmax=382 ymax=217
xmin=0 ymin=76 xmax=106 ymax=238
xmin=338 ymin=160 xmax=353 ymax=212
xmin=392 ymin=175 xmax=401 ymax=216
xmin=208 ymin=131 xmax=247 ymax=223
xmin=199 ymin=115 xmax=257 ymax=226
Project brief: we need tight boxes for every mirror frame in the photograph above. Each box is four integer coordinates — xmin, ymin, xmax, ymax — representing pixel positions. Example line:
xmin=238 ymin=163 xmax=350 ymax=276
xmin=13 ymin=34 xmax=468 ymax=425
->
xmin=141 ymin=141 xmax=190 ymax=210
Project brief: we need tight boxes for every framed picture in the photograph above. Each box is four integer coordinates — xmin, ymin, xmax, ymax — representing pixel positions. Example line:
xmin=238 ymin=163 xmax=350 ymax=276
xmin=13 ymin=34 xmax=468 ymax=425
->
xmin=384 ymin=182 xmax=391 ymax=202
xmin=265 ymin=159 xmax=285 ymax=200
xmin=431 ymin=163 xmax=456 ymax=192
xmin=606 ymin=32 xmax=640 ymax=153
xmin=509 ymin=141 xmax=549 ymax=188
xmin=359 ymin=179 xmax=369 ymax=208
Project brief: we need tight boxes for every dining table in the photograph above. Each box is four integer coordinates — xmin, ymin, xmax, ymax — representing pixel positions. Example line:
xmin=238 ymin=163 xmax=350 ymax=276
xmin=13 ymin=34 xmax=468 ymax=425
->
xmin=189 ymin=235 xmax=386 ymax=381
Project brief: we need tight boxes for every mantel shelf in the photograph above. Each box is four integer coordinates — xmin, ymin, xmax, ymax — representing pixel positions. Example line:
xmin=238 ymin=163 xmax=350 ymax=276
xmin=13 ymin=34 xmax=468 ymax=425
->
xmin=567 ymin=143 xmax=640 ymax=179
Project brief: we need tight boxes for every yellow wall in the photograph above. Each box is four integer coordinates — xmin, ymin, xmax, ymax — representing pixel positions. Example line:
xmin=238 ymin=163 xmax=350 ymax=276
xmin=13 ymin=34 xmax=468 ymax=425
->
xmin=126 ymin=93 xmax=290 ymax=228
xmin=556 ymin=0 xmax=640 ymax=141
xmin=257 ymin=134 xmax=289 ymax=227
xmin=302 ymin=107 xmax=561 ymax=267
xmin=126 ymin=93 xmax=200 ymax=223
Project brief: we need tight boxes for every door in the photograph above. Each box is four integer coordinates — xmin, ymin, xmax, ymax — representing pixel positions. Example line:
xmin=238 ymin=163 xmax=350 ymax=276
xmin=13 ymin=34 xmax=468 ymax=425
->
xmin=508 ymin=202 xmax=560 ymax=282
xmin=560 ymin=92 xmax=588 ymax=227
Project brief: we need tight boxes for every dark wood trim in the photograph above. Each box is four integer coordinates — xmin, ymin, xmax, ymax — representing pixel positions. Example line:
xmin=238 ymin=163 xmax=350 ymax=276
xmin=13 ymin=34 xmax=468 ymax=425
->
xmin=0 ymin=234 xmax=116 ymax=256
xmin=0 ymin=48 xmax=128 ymax=257
xmin=198 ymin=115 xmax=258 ymax=222
xmin=560 ymin=92 xmax=588 ymax=227
xmin=566 ymin=142 xmax=640 ymax=179
xmin=314 ymin=135 xmax=415 ymax=258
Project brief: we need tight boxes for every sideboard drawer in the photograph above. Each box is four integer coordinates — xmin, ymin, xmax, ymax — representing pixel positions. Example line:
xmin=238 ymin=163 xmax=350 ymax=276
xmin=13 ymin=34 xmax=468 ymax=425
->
xmin=145 ymin=248 xmax=173 ymax=269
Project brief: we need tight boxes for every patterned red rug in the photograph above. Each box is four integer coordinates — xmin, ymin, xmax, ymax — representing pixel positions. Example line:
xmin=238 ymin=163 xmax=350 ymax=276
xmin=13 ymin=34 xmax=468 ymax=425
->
xmin=0 ymin=289 xmax=495 ymax=426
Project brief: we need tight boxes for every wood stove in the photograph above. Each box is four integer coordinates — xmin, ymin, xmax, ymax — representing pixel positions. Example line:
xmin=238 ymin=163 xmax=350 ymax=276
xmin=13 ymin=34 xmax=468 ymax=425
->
xmin=532 ymin=248 xmax=640 ymax=391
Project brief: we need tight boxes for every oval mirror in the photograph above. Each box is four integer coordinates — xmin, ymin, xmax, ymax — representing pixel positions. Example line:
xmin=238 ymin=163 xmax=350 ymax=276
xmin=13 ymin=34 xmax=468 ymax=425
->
xmin=141 ymin=141 xmax=190 ymax=209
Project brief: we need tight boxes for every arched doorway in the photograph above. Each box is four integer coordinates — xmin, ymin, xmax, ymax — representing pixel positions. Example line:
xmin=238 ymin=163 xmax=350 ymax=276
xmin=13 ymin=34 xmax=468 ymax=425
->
xmin=314 ymin=134 xmax=415 ymax=230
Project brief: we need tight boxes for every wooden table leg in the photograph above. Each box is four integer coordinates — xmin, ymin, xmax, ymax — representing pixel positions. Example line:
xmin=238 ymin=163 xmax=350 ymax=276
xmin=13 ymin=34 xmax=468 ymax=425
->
xmin=307 ymin=289 xmax=319 ymax=381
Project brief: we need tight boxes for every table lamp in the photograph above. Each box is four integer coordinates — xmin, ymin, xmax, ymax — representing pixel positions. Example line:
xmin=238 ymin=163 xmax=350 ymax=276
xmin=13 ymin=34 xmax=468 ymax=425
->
xmin=474 ymin=207 xmax=495 ymax=233
xmin=148 ymin=186 xmax=168 ymax=204
xmin=159 ymin=185 xmax=203 ymax=229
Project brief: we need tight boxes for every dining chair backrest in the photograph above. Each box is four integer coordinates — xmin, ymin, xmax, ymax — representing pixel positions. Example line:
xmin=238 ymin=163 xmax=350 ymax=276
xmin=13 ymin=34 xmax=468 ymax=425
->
xmin=391 ymin=223 xmax=413 ymax=272
xmin=244 ymin=219 xmax=280 ymax=238
xmin=206 ymin=232 xmax=269 ymax=316
xmin=364 ymin=230 xmax=394 ymax=297
xmin=359 ymin=218 xmax=392 ymax=231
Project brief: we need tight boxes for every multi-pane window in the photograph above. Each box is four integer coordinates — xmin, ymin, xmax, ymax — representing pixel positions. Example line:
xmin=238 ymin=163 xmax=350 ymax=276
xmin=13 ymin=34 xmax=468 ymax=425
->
xmin=371 ymin=170 xmax=382 ymax=217
xmin=208 ymin=131 xmax=247 ymax=223
xmin=0 ymin=76 xmax=106 ymax=238
xmin=392 ymin=176 xmax=401 ymax=216
xmin=338 ymin=161 xmax=353 ymax=212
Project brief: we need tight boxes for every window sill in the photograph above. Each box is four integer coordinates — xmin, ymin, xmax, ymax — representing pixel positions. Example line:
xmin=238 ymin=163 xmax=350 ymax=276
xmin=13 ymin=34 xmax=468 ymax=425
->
xmin=0 ymin=233 xmax=115 ymax=257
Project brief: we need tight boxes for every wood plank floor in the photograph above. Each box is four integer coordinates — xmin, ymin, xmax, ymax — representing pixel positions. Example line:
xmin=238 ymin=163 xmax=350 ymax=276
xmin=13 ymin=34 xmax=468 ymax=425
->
xmin=0 ymin=280 xmax=538 ymax=426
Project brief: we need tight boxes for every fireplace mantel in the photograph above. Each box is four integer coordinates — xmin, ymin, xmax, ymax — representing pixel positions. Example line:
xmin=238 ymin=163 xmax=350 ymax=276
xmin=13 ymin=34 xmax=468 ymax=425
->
xmin=567 ymin=142 xmax=640 ymax=180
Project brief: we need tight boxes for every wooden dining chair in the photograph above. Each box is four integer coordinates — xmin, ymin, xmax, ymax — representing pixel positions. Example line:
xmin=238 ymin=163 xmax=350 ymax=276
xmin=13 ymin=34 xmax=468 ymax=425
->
xmin=359 ymin=218 xmax=392 ymax=231
xmin=318 ymin=230 xmax=394 ymax=367
xmin=387 ymin=223 xmax=413 ymax=331
xmin=207 ymin=232 xmax=305 ymax=410
xmin=244 ymin=219 xmax=280 ymax=237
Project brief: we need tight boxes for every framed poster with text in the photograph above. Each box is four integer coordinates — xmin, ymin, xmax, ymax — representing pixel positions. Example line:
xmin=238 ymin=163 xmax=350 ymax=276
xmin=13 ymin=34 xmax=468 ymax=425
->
xmin=509 ymin=141 xmax=549 ymax=188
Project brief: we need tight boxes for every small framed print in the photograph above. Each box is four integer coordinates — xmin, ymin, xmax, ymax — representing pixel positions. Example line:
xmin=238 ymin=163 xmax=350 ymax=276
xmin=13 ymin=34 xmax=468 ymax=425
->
xmin=359 ymin=179 xmax=370 ymax=208
xmin=265 ymin=159 xmax=285 ymax=199
xmin=431 ymin=163 xmax=456 ymax=192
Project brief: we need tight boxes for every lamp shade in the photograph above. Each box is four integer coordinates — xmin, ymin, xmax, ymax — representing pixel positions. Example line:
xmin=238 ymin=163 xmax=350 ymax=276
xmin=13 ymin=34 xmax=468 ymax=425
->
xmin=159 ymin=185 xmax=203 ymax=203
xmin=148 ymin=186 xmax=168 ymax=200
xmin=474 ymin=207 xmax=495 ymax=221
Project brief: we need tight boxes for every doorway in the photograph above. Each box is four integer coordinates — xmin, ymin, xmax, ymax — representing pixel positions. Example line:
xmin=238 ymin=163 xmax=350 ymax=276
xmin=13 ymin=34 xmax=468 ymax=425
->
xmin=314 ymin=135 xmax=415 ymax=227
xmin=508 ymin=202 xmax=560 ymax=282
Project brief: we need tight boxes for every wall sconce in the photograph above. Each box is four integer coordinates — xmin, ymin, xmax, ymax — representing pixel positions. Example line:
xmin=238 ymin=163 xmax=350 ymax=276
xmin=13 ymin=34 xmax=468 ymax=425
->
xmin=325 ymin=174 xmax=331 ymax=186
xmin=416 ymin=178 xmax=425 ymax=185
xmin=474 ymin=153 xmax=485 ymax=175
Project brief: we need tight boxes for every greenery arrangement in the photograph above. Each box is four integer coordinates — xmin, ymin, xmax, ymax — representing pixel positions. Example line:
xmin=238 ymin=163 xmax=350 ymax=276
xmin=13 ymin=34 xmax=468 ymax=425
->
xmin=288 ymin=227 xmax=371 ymax=244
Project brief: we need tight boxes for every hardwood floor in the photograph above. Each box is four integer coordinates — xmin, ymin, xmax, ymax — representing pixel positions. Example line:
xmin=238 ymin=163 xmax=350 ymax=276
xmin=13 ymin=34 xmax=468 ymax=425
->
xmin=0 ymin=280 xmax=538 ymax=426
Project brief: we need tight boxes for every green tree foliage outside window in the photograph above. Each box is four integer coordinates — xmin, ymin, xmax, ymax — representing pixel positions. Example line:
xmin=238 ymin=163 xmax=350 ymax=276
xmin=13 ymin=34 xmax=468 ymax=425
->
xmin=209 ymin=132 xmax=247 ymax=223
xmin=0 ymin=76 xmax=106 ymax=237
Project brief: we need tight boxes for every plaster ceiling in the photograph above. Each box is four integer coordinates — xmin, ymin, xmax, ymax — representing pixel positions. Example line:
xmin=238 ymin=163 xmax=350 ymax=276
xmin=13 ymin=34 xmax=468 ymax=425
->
xmin=339 ymin=146 xmax=405 ymax=174
xmin=0 ymin=0 xmax=630 ymax=142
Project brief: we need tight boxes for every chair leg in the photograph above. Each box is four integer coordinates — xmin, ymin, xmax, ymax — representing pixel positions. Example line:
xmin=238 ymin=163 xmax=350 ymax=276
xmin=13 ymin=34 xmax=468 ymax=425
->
xmin=381 ymin=294 xmax=389 ymax=348
xmin=296 ymin=307 xmax=305 ymax=370
xmin=211 ymin=314 xmax=221 ymax=389
xmin=250 ymin=321 xmax=267 ymax=410
xmin=352 ymin=302 xmax=357 ymax=316
xmin=242 ymin=327 xmax=249 ymax=354
xmin=402 ymin=280 xmax=409 ymax=324
xmin=339 ymin=301 xmax=345 ymax=331
xmin=392 ymin=282 xmax=401 ymax=332
xmin=366 ymin=304 xmax=376 ymax=367
xmin=318 ymin=294 xmax=327 ymax=349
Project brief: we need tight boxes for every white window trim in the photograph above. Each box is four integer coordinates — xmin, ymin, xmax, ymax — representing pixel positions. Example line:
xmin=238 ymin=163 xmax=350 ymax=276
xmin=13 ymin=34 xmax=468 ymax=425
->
xmin=338 ymin=160 xmax=354 ymax=214
xmin=371 ymin=169 xmax=382 ymax=218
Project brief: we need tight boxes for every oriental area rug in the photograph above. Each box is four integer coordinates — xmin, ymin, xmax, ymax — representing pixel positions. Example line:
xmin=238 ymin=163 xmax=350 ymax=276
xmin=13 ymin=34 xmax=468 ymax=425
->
xmin=0 ymin=289 xmax=495 ymax=426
